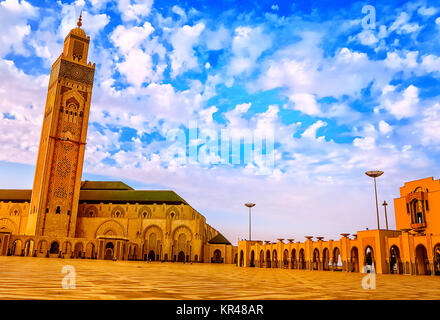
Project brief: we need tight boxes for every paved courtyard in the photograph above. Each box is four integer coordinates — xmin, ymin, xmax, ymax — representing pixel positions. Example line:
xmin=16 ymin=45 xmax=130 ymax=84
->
xmin=0 ymin=256 xmax=439 ymax=299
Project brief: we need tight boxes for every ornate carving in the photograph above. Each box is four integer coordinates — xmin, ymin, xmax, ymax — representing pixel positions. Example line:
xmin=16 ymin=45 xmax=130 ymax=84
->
xmin=57 ymin=158 xmax=71 ymax=178
xmin=54 ymin=185 xmax=67 ymax=198
xmin=59 ymin=59 xmax=94 ymax=85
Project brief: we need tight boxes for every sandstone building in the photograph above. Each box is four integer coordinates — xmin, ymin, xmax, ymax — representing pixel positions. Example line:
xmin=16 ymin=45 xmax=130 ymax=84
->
xmin=0 ymin=17 xmax=236 ymax=264
xmin=238 ymin=177 xmax=440 ymax=275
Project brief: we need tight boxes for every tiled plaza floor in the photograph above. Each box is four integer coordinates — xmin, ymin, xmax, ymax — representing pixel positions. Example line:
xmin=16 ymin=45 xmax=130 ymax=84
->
xmin=0 ymin=256 xmax=439 ymax=299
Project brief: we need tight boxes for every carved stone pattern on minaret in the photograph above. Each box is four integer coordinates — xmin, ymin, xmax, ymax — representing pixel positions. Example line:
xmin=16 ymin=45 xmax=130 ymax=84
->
xmin=46 ymin=141 xmax=79 ymax=204
xmin=57 ymin=157 xmax=71 ymax=178
xmin=59 ymin=59 xmax=94 ymax=85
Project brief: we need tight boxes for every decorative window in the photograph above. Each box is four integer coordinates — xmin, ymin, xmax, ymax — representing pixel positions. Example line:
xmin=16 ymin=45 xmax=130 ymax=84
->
xmin=56 ymin=206 xmax=61 ymax=214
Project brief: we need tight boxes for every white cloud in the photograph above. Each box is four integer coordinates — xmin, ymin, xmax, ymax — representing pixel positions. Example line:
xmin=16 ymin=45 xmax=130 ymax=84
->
xmin=289 ymin=93 xmax=320 ymax=116
xmin=378 ymin=120 xmax=393 ymax=134
xmin=110 ymin=22 xmax=165 ymax=86
xmin=356 ymin=30 xmax=378 ymax=46
xmin=353 ymin=136 xmax=375 ymax=150
xmin=417 ymin=6 xmax=437 ymax=16
xmin=388 ymin=12 xmax=421 ymax=34
xmin=169 ymin=23 xmax=205 ymax=78
xmin=421 ymin=54 xmax=440 ymax=73
xmin=227 ymin=26 xmax=271 ymax=76
xmin=117 ymin=0 xmax=153 ymax=22
xmin=382 ymin=85 xmax=419 ymax=120
xmin=0 ymin=0 xmax=37 ymax=57
xmin=302 ymin=120 xmax=327 ymax=139
xmin=418 ymin=103 xmax=440 ymax=146
xmin=204 ymin=25 xmax=230 ymax=51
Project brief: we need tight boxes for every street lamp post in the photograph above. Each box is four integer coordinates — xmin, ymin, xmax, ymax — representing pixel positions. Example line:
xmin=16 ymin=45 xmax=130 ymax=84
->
xmin=365 ymin=170 xmax=384 ymax=230
xmin=245 ymin=203 xmax=256 ymax=241
xmin=382 ymin=200 xmax=389 ymax=230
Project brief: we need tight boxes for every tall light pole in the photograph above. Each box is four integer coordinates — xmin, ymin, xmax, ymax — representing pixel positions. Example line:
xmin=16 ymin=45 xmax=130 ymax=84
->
xmin=245 ymin=203 xmax=255 ymax=241
xmin=382 ymin=200 xmax=389 ymax=230
xmin=365 ymin=170 xmax=384 ymax=230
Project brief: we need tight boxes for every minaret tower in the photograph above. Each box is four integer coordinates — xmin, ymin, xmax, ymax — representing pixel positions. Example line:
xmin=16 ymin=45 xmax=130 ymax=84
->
xmin=26 ymin=15 xmax=95 ymax=237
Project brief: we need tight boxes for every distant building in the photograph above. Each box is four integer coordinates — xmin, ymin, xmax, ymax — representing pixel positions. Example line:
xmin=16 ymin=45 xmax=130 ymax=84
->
xmin=238 ymin=177 xmax=440 ymax=275
xmin=0 ymin=17 xmax=236 ymax=264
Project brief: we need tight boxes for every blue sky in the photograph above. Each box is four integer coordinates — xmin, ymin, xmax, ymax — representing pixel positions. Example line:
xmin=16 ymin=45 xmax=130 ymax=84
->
xmin=1 ymin=0 xmax=440 ymax=244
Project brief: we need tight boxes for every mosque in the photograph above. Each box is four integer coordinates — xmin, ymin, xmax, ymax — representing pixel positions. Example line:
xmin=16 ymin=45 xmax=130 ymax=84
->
xmin=0 ymin=17 xmax=439 ymax=276
xmin=0 ymin=16 xmax=237 ymax=264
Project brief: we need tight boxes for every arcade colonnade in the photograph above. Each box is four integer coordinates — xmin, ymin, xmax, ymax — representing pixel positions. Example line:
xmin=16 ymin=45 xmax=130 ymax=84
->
xmin=237 ymin=229 xmax=440 ymax=275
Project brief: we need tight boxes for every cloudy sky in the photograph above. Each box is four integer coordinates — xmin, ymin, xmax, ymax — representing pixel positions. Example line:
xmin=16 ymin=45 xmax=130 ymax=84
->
xmin=1 ymin=0 xmax=439 ymax=244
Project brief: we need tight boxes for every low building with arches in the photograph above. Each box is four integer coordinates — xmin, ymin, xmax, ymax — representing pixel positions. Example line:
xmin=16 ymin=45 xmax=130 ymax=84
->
xmin=238 ymin=177 xmax=440 ymax=276
xmin=0 ymin=180 xmax=235 ymax=262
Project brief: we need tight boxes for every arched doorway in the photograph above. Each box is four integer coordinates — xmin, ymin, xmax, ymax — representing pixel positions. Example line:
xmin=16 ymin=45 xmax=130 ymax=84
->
xmin=266 ymin=250 xmax=271 ymax=268
xmin=11 ymin=239 xmax=22 ymax=256
xmin=74 ymin=242 xmax=84 ymax=259
xmin=312 ymin=249 xmax=320 ymax=270
xmin=291 ymin=249 xmax=297 ymax=269
xmin=434 ymin=244 xmax=440 ymax=276
xmin=283 ymin=249 xmax=289 ymax=268
xmin=239 ymin=250 xmax=244 ymax=267
xmin=299 ymin=249 xmax=305 ymax=269
xmin=178 ymin=251 xmax=185 ymax=262
xmin=24 ymin=239 xmax=35 ymax=257
xmin=49 ymin=241 xmax=59 ymax=254
xmin=63 ymin=241 xmax=72 ymax=258
xmin=323 ymin=248 xmax=330 ymax=271
xmin=259 ymin=250 xmax=264 ymax=268
xmin=272 ymin=250 xmax=278 ymax=268
xmin=364 ymin=246 xmax=374 ymax=271
xmin=104 ymin=242 xmax=114 ymax=260
xmin=390 ymin=245 xmax=402 ymax=274
xmin=86 ymin=242 xmax=95 ymax=259
xmin=333 ymin=247 xmax=342 ymax=271
xmin=148 ymin=250 xmax=156 ymax=261
xmin=213 ymin=249 xmax=222 ymax=263
xmin=250 ymin=250 xmax=255 ymax=267
xmin=415 ymin=244 xmax=430 ymax=275
xmin=350 ymin=247 xmax=359 ymax=272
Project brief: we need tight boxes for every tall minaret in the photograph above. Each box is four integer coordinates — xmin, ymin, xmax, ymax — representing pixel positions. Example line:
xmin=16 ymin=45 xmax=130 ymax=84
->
xmin=26 ymin=15 xmax=95 ymax=237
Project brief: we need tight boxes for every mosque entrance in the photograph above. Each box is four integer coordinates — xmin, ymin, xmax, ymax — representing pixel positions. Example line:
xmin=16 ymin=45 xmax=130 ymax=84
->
xmin=390 ymin=245 xmax=403 ymax=274
xmin=177 ymin=251 xmax=185 ymax=262
xmin=50 ymin=241 xmax=59 ymax=254
xmin=104 ymin=242 xmax=114 ymax=260
xmin=148 ymin=250 xmax=156 ymax=261
xmin=364 ymin=246 xmax=374 ymax=271
xmin=350 ymin=247 xmax=359 ymax=272
xmin=415 ymin=244 xmax=430 ymax=275
xmin=213 ymin=249 xmax=222 ymax=263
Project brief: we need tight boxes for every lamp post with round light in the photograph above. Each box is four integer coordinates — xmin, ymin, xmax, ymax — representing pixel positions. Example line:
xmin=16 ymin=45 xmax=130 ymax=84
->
xmin=245 ymin=203 xmax=256 ymax=241
xmin=365 ymin=170 xmax=384 ymax=230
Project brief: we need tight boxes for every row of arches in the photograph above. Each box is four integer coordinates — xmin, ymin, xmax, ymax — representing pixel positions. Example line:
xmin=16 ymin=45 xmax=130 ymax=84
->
xmin=388 ymin=243 xmax=440 ymax=275
xmin=239 ymin=246 xmax=374 ymax=272
xmin=8 ymin=239 xmax=96 ymax=259
xmin=239 ymin=243 xmax=440 ymax=275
